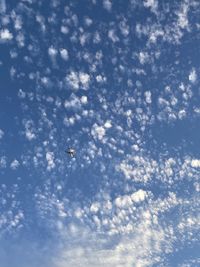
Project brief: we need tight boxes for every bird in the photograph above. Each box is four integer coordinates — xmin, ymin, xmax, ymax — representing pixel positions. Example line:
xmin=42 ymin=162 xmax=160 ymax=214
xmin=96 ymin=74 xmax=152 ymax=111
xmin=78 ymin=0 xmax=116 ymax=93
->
xmin=66 ymin=148 xmax=76 ymax=157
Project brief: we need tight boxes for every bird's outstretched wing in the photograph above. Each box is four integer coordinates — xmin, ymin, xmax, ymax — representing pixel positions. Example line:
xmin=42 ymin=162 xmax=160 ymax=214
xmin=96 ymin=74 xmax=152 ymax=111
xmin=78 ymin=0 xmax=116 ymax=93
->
xmin=66 ymin=148 xmax=76 ymax=157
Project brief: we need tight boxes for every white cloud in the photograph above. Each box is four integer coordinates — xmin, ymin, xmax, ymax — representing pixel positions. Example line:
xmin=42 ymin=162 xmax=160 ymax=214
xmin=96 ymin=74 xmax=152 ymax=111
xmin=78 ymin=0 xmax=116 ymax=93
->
xmin=66 ymin=72 xmax=80 ymax=90
xmin=91 ymin=124 xmax=106 ymax=140
xmin=96 ymin=75 xmax=106 ymax=83
xmin=0 ymin=29 xmax=13 ymax=41
xmin=114 ymin=190 xmax=148 ymax=209
xmin=18 ymin=89 xmax=26 ymax=99
xmin=79 ymin=33 xmax=89 ymax=46
xmin=10 ymin=159 xmax=20 ymax=170
xmin=66 ymin=71 xmax=90 ymax=90
xmin=191 ymin=159 xmax=200 ymax=168
xmin=143 ymin=0 xmax=158 ymax=13
xmin=46 ymin=152 xmax=55 ymax=171
xmin=115 ymin=194 xmax=132 ymax=209
xmin=84 ymin=17 xmax=93 ymax=27
xmin=64 ymin=93 xmax=81 ymax=109
xmin=0 ymin=129 xmax=4 ymax=139
xmin=148 ymin=28 xmax=164 ymax=43
xmin=48 ymin=46 xmax=58 ymax=57
xmin=103 ymin=0 xmax=112 ymax=11
xmin=80 ymin=95 xmax=88 ymax=104
xmin=24 ymin=120 xmax=36 ymax=141
xmin=177 ymin=4 xmax=189 ymax=29
xmin=93 ymin=32 xmax=101 ymax=43
xmin=138 ymin=52 xmax=149 ymax=65
xmin=189 ymin=68 xmax=197 ymax=83
xmin=131 ymin=189 xmax=147 ymax=203
xmin=119 ymin=20 xmax=129 ymax=37
xmin=0 ymin=0 xmax=6 ymax=13
xmin=104 ymin=120 xmax=112 ymax=129
xmin=2 ymin=3 xmax=200 ymax=266
xmin=60 ymin=48 xmax=69 ymax=60
xmin=13 ymin=15 xmax=23 ymax=30
xmin=53 ymin=213 xmax=175 ymax=267
xmin=179 ymin=258 xmax=200 ymax=267
xmin=118 ymin=156 xmax=156 ymax=183
xmin=79 ymin=72 xmax=90 ymax=89
xmin=63 ymin=116 xmax=76 ymax=126
xmin=61 ymin=25 xmax=69 ymax=34
xmin=0 ymin=156 xmax=6 ymax=168
xmin=36 ymin=14 xmax=46 ymax=32
xmin=108 ymin=29 xmax=119 ymax=43
xmin=90 ymin=202 xmax=100 ymax=213
xmin=64 ymin=93 xmax=88 ymax=110
xmin=144 ymin=91 xmax=152 ymax=104
xmin=178 ymin=109 xmax=186 ymax=119
xmin=16 ymin=32 xmax=25 ymax=47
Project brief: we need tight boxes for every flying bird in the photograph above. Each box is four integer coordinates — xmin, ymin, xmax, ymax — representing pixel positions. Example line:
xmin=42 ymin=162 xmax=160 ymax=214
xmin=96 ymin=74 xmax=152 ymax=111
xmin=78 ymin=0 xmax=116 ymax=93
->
xmin=66 ymin=148 xmax=76 ymax=157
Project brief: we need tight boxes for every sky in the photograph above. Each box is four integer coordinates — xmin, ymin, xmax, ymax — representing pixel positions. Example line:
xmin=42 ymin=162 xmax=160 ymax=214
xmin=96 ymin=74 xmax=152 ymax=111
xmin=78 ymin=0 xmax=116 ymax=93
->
xmin=0 ymin=0 xmax=200 ymax=266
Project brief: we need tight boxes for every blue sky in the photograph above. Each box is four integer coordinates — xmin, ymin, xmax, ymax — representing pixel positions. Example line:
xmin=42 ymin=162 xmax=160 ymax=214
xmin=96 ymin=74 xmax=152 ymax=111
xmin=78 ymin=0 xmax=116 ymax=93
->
xmin=0 ymin=0 xmax=200 ymax=266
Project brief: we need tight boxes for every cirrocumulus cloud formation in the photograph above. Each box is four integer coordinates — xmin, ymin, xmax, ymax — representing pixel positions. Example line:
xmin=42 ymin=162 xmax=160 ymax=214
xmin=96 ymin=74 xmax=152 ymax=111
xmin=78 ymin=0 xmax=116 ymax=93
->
xmin=0 ymin=0 xmax=200 ymax=266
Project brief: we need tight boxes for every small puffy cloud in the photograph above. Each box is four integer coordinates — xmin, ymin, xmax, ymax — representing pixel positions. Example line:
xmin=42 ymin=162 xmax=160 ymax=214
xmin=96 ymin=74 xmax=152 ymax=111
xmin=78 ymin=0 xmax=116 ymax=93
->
xmin=61 ymin=25 xmax=69 ymax=34
xmin=96 ymin=74 xmax=106 ymax=83
xmin=90 ymin=202 xmax=100 ymax=213
xmin=13 ymin=15 xmax=23 ymax=30
xmin=194 ymin=107 xmax=200 ymax=114
xmin=10 ymin=159 xmax=20 ymax=170
xmin=41 ymin=76 xmax=50 ymax=86
xmin=115 ymin=194 xmax=132 ymax=209
xmin=119 ymin=20 xmax=129 ymax=37
xmin=93 ymin=32 xmax=101 ymax=43
xmin=24 ymin=120 xmax=36 ymax=141
xmin=138 ymin=51 xmax=149 ymax=64
xmin=104 ymin=120 xmax=112 ymax=129
xmin=74 ymin=208 xmax=84 ymax=219
xmin=64 ymin=93 xmax=87 ymax=110
xmin=60 ymin=48 xmax=69 ymax=61
xmin=118 ymin=156 xmax=155 ymax=183
xmin=189 ymin=68 xmax=197 ymax=83
xmin=0 ymin=0 xmax=6 ymax=13
xmin=177 ymin=4 xmax=189 ymax=29
xmin=131 ymin=189 xmax=147 ymax=203
xmin=18 ymin=89 xmax=26 ymax=99
xmin=46 ymin=152 xmax=55 ymax=171
xmin=36 ymin=14 xmax=46 ymax=32
xmin=80 ymin=95 xmax=88 ymax=104
xmin=115 ymin=190 xmax=147 ymax=209
xmin=84 ymin=16 xmax=93 ymax=27
xmin=16 ymin=32 xmax=25 ymax=47
xmin=143 ymin=0 xmax=158 ymax=13
xmin=0 ymin=129 xmax=4 ymax=139
xmin=48 ymin=46 xmax=58 ymax=57
xmin=108 ymin=29 xmax=119 ymax=43
xmin=178 ymin=109 xmax=186 ymax=119
xmin=191 ymin=159 xmax=200 ymax=168
xmin=64 ymin=93 xmax=81 ymax=110
xmin=144 ymin=91 xmax=152 ymax=104
xmin=79 ymin=33 xmax=89 ymax=46
xmin=63 ymin=116 xmax=76 ymax=126
xmin=66 ymin=72 xmax=80 ymax=90
xmin=0 ymin=156 xmax=6 ymax=168
xmin=149 ymin=28 xmax=164 ymax=43
xmin=103 ymin=0 xmax=112 ymax=11
xmin=0 ymin=29 xmax=13 ymax=42
xmin=66 ymin=71 xmax=90 ymax=90
xmin=91 ymin=124 xmax=106 ymax=140
xmin=79 ymin=72 xmax=90 ymax=89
